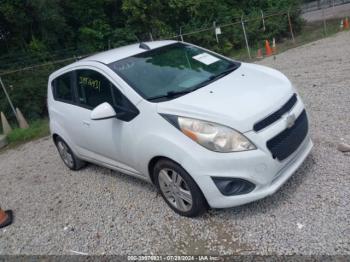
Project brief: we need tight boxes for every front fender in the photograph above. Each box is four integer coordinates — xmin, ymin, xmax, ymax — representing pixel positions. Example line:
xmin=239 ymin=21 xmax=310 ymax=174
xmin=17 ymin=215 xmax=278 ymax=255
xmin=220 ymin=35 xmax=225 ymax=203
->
xmin=132 ymin=133 xmax=191 ymax=179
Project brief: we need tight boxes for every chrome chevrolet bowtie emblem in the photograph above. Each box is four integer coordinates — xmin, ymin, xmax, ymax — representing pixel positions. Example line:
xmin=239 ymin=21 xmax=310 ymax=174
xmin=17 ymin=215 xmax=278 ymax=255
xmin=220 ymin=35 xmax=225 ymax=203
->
xmin=286 ymin=113 xmax=296 ymax=129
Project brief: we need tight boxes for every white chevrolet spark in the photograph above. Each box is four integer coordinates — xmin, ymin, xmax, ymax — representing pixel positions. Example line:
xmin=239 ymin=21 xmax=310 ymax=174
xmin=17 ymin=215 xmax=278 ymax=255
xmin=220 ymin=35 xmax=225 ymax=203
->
xmin=48 ymin=40 xmax=312 ymax=217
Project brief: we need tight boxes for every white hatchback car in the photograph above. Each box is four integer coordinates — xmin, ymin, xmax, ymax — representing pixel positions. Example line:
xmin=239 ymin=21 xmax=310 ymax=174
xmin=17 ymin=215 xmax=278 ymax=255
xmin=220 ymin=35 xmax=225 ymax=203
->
xmin=48 ymin=40 xmax=312 ymax=217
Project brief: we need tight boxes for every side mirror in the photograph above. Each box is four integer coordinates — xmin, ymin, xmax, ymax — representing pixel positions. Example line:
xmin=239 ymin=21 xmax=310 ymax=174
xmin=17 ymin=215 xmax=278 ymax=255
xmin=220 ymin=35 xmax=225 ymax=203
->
xmin=114 ymin=106 xmax=139 ymax=122
xmin=90 ymin=102 xmax=116 ymax=120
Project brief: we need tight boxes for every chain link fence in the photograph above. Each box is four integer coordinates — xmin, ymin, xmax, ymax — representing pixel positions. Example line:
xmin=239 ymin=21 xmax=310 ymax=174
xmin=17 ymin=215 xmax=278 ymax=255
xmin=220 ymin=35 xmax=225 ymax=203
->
xmin=161 ymin=10 xmax=297 ymax=61
xmin=302 ymin=0 xmax=350 ymax=13
xmin=0 ymin=6 xmax=349 ymax=125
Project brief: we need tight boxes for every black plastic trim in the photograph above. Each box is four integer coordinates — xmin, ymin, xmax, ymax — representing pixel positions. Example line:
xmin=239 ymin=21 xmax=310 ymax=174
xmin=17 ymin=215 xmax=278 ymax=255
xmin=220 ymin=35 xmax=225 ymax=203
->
xmin=159 ymin=114 xmax=180 ymax=129
xmin=253 ymin=94 xmax=298 ymax=132
xmin=266 ymin=110 xmax=308 ymax=161
xmin=212 ymin=177 xmax=256 ymax=196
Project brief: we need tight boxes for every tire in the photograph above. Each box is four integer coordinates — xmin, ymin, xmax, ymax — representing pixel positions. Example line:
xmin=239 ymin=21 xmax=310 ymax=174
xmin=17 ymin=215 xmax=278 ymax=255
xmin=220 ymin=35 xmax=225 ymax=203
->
xmin=54 ymin=136 xmax=86 ymax=170
xmin=153 ymin=159 xmax=208 ymax=217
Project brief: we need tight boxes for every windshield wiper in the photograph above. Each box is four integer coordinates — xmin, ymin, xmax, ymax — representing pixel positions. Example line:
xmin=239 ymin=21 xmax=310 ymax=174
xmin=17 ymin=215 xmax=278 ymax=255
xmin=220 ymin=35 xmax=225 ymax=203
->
xmin=148 ymin=90 xmax=193 ymax=101
xmin=215 ymin=64 xmax=240 ymax=78
xmin=190 ymin=64 xmax=240 ymax=90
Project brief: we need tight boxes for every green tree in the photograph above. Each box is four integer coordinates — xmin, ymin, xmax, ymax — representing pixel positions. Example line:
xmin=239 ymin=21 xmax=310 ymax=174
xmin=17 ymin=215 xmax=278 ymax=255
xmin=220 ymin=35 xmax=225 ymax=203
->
xmin=0 ymin=0 xmax=303 ymax=121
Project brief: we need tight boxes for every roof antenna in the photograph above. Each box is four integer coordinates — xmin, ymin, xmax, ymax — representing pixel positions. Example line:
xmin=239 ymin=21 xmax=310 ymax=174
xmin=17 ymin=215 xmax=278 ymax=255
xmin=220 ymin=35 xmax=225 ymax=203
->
xmin=139 ymin=42 xmax=151 ymax=50
xmin=134 ymin=33 xmax=151 ymax=50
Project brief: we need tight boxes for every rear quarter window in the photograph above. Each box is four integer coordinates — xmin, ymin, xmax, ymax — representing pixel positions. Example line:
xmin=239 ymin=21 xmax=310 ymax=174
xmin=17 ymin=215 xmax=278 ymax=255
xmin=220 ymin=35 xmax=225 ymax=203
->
xmin=52 ymin=72 xmax=73 ymax=102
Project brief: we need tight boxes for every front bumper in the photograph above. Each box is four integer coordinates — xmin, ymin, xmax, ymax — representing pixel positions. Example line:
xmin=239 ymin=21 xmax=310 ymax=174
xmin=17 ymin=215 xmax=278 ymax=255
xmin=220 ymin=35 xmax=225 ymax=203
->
xmin=182 ymin=96 xmax=313 ymax=208
xmin=194 ymin=135 xmax=312 ymax=208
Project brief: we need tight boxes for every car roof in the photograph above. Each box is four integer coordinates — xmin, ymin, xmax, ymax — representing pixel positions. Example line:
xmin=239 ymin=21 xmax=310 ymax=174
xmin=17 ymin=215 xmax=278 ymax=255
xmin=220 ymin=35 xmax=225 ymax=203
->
xmin=82 ymin=40 xmax=177 ymax=64
xmin=49 ymin=40 xmax=177 ymax=79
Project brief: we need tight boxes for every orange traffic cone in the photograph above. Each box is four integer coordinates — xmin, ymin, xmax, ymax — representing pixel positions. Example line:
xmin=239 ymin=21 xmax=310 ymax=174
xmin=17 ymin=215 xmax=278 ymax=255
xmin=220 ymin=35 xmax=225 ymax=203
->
xmin=272 ymin=38 xmax=277 ymax=54
xmin=340 ymin=19 xmax=344 ymax=31
xmin=0 ymin=207 xmax=13 ymax=229
xmin=265 ymin=40 xmax=272 ymax=57
xmin=344 ymin=17 xmax=349 ymax=30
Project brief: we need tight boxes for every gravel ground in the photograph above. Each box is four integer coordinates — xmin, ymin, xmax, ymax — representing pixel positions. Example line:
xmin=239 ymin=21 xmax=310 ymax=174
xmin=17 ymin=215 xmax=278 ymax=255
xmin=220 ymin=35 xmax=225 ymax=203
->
xmin=302 ymin=2 xmax=350 ymax=22
xmin=1 ymin=32 xmax=350 ymax=256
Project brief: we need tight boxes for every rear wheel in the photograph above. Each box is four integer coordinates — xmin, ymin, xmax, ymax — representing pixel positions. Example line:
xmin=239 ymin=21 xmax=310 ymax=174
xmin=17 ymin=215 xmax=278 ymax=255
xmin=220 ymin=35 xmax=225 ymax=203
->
xmin=154 ymin=159 xmax=208 ymax=217
xmin=55 ymin=137 xmax=86 ymax=170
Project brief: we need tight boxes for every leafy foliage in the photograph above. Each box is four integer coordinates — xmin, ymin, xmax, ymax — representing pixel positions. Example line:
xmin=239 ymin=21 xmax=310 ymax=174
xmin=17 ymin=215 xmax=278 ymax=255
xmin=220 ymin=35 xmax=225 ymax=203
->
xmin=0 ymin=0 xmax=303 ymax=121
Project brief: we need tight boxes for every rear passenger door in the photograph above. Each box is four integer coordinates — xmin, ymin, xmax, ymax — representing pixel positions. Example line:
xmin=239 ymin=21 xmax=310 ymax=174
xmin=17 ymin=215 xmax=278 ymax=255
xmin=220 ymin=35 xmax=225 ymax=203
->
xmin=51 ymin=71 xmax=80 ymax=147
xmin=72 ymin=68 xmax=132 ymax=170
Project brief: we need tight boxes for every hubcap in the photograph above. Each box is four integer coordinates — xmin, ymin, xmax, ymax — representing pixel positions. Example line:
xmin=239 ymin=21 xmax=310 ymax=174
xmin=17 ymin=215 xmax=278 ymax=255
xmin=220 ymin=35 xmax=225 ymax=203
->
xmin=158 ymin=168 xmax=193 ymax=212
xmin=57 ymin=141 xmax=74 ymax=168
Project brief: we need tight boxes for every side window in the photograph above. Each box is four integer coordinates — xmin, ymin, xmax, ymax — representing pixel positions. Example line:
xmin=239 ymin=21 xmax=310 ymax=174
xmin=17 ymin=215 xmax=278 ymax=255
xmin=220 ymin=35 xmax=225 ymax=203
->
xmin=53 ymin=72 xmax=73 ymax=102
xmin=76 ymin=69 xmax=116 ymax=109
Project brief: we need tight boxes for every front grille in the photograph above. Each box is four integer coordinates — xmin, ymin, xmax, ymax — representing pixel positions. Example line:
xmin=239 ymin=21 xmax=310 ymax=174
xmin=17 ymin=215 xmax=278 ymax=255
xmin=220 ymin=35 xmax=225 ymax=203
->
xmin=253 ymin=94 xmax=297 ymax=132
xmin=266 ymin=110 xmax=308 ymax=161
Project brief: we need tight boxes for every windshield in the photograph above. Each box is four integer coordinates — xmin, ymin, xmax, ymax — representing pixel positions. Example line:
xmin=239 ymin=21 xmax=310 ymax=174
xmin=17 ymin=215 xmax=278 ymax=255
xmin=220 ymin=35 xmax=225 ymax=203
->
xmin=108 ymin=43 xmax=240 ymax=102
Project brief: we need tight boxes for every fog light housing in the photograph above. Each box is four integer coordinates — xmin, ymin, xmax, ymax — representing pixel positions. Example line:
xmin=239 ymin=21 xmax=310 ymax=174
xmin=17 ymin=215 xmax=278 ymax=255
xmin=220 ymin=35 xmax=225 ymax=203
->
xmin=212 ymin=177 xmax=255 ymax=196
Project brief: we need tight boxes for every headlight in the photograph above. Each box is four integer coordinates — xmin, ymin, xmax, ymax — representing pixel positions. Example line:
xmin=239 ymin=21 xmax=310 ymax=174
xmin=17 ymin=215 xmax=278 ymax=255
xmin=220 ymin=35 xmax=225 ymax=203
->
xmin=162 ymin=115 xmax=256 ymax=153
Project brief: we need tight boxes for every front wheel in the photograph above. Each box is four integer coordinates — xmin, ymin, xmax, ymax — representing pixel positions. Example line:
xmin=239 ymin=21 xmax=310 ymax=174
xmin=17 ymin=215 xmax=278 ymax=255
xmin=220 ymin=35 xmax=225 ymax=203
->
xmin=154 ymin=159 xmax=208 ymax=217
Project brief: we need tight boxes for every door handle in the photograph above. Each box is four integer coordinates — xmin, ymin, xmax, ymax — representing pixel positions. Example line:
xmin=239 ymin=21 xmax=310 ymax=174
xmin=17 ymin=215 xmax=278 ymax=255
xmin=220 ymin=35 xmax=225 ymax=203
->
xmin=82 ymin=120 xmax=90 ymax=127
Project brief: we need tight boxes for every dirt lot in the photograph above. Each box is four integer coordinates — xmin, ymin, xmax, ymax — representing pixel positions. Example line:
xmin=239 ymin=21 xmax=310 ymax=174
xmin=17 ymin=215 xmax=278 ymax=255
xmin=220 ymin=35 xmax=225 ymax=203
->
xmin=302 ymin=2 xmax=350 ymax=22
xmin=1 ymin=32 xmax=349 ymax=256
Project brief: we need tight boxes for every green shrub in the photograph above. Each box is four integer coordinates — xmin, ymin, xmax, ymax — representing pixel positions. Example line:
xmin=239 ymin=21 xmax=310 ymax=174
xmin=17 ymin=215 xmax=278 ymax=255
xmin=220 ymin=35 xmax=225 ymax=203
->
xmin=6 ymin=119 xmax=49 ymax=145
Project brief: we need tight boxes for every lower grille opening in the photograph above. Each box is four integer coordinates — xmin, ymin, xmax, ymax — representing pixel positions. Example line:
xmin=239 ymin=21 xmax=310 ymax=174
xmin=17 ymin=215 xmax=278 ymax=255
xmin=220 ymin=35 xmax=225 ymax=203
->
xmin=266 ymin=110 xmax=308 ymax=161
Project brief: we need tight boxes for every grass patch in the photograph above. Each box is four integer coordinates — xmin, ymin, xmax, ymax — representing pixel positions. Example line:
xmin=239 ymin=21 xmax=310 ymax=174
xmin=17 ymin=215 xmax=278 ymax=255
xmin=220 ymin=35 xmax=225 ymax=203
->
xmin=5 ymin=119 xmax=50 ymax=148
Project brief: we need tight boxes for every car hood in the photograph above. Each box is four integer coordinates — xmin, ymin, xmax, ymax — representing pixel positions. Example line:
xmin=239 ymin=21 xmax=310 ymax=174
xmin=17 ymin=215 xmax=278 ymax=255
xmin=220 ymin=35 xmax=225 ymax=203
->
xmin=157 ymin=63 xmax=295 ymax=133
